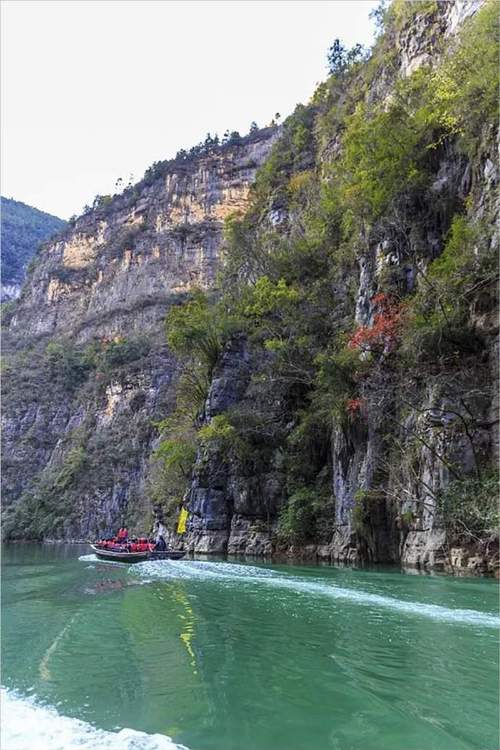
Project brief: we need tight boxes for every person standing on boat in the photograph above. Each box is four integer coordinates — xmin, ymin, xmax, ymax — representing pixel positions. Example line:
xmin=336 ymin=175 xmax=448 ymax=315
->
xmin=117 ymin=527 xmax=128 ymax=543
xmin=152 ymin=520 xmax=167 ymax=544
xmin=154 ymin=535 xmax=167 ymax=552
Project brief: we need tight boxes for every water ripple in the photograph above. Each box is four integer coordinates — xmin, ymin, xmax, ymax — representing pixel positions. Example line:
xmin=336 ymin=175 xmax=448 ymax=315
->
xmin=133 ymin=560 xmax=500 ymax=628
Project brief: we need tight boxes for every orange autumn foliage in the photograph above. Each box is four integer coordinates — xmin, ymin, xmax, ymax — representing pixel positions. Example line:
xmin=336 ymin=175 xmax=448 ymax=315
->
xmin=346 ymin=397 xmax=364 ymax=417
xmin=348 ymin=293 xmax=404 ymax=353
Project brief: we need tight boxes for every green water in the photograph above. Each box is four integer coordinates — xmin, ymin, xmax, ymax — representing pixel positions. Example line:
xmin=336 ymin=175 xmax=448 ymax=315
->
xmin=1 ymin=544 xmax=499 ymax=750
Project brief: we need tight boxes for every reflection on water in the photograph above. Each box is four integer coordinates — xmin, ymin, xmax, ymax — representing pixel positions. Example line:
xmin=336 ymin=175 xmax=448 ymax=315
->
xmin=1 ymin=544 xmax=499 ymax=750
xmin=172 ymin=589 xmax=198 ymax=675
xmin=39 ymin=612 xmax=81 ymax=681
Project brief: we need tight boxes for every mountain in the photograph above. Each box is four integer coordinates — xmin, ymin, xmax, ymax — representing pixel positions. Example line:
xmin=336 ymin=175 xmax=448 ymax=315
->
xmin=2 ymin=0 xmax=498 ymax=575
xmin=1 ymin=197 xmax=66 ymax=301
xmin=1 ymin=126 xmax=278 ymax=537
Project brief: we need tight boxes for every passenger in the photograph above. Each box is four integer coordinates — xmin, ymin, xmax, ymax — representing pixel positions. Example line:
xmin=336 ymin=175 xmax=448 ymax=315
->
xmin=117 ymin=527 xmax=128 ymax=543
xmin=155 ymin=535 xmax=167 ymax=552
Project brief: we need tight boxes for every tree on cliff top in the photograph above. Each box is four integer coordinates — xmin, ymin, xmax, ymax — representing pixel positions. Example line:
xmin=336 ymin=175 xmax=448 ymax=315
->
xmin=327 ymin=39 xmax=365 ymax=75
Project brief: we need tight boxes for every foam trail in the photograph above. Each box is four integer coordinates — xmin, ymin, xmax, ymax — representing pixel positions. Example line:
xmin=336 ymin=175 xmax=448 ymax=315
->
xmin=134 ymin=560 xmax=500 ymax=628
xmin=78 ymin=554 xmax=126 ymax=567
xmin=1 ymin=688 xmax=188 ymax=750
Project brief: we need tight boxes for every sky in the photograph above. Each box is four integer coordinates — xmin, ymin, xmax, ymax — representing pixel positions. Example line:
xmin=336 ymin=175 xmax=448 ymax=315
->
xmin=1 ymin=0 xmax=378 ymax=220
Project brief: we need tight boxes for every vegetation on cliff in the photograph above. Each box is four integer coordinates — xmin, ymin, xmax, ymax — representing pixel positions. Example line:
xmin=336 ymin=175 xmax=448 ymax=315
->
xmin=2 ymin=1 xmax=498 ymax=565
xmin=2 ymin=333 xmax=157 ymax=540
xmin=156 ymin=0 xmax=499 ymax=550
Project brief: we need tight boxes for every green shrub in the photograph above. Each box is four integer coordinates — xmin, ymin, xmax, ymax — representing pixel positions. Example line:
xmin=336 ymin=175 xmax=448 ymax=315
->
xmin=352 ymin=489 xmax=384 ymax=535
xmin=166 ymin=290 xmax=230 ymax=374
xmin=197 ymin=414 xmax=235 ymax=448
xmin=278 ymin=487 xmax=317 ymax=543
xmin=401 ymin=215 xmax=495 ymax=360
xmin=45 ymin=340 xmax=95 ymax=390
xmin=327 ymin=39 xmax=365 ymax=76
xmin=165 ymin=290 xmax=236 ymax=426
xmin=428 ymin=0 xmax=499 ymax=155
xmin=154 ymin=437 xmax=196 ymax=480
xmin=3 ymin=446 xmax=87 ymax=540
xmin=339 ymin=69 xmax=435 ymax=229
xmin=101 ymin=336 xmax=151 ymax=369
xmin=53 ymin=446 xmax=87 ymax=491
xmin=388 ymin=0 xmax=438 ymax=30
xmin=1 ymin=301 xmax=15 ymax=327
xmin=252 ymin=104 xmax=316 ymax=199
xmin=337 ymin=1 xmax=498 ymax=232
xmin=150 ymin=411 xmax=197 ymax=528
xmin=437 ymin=473 xmax=499 ymax=542
xmin=400 ymin=510 xmax=414 ymax=527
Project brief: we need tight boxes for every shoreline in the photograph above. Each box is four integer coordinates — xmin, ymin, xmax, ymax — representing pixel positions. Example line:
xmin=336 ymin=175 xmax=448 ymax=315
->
xmin=3 ymin=538 xmax=498 ymax=578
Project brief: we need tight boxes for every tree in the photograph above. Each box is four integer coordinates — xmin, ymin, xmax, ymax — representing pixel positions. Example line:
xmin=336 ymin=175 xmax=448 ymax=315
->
xmin=348 ymin=293 xmax=404 ymax=354
xmin=327 ymin=39 xmax=364 ymax=75
xmin=165 ymin=290 xmax=229 ymax=375
xmin=204 ymin=132 xmax=216 ymax=152
xmin=369 ymin=0 xmax=390 ymax=35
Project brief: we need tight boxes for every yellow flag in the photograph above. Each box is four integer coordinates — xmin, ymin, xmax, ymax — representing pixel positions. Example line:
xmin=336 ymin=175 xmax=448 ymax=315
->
xmin=176 ymin=507 xmax=188 ymax=534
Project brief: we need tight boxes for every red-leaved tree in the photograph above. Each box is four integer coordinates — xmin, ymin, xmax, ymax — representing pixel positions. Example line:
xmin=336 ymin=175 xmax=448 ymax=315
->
xmin=348 ymin=293 xmax=404 ymax=353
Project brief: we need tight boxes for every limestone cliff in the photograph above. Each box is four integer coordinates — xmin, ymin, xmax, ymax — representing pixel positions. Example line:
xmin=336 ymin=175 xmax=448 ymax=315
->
xmin=2 ymin=0 xmax=497 ymax=576
xmin=9 ymin=130 xmax=277 ymax=343
xmin=175 ymin=0 xmax=498 ymax=574
xmin=1 ymin=129 xmax=277 ymax=539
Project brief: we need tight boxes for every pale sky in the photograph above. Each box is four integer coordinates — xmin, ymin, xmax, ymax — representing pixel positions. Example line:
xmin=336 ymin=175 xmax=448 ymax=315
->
xmin=1 ymin=0 xmax=378 ymax=219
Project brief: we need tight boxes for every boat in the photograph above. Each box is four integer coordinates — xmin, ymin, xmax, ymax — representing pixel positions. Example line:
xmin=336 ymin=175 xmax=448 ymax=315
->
xmin=90 ymin=544 xmax=185 ymax=563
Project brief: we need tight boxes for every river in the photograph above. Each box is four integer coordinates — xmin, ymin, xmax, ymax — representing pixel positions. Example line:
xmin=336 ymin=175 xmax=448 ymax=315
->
xmin=1 ymin=544 xmax=498 ymax=750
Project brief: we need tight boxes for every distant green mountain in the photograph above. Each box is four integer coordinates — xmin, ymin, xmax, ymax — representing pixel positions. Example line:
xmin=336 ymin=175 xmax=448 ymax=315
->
xmin=1 ymin=196 xmax=66 ymax=300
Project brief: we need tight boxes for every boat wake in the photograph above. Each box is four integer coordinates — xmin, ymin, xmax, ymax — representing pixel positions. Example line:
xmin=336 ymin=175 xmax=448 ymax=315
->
xmin=1 ymin=688 xmax=188 ymax=750
xmin=133 ymin=560 xmax=500 ymax=629
xmin=78 ymin=554 xmax=125 ymax=567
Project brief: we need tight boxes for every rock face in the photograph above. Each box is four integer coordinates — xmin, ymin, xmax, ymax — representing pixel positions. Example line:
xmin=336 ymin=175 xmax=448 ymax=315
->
xmin=2 ymin=1 xmax=497 ymax=576
xmin=1 ymin=130 xmax=278 ymax=541
xmin=180 ymin=337 xmax=280 ymax=557
xmin=9 ymin=130 xmax=277 ymax=344
xmin=175 ymin=0 xmax=498 ymax=574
